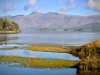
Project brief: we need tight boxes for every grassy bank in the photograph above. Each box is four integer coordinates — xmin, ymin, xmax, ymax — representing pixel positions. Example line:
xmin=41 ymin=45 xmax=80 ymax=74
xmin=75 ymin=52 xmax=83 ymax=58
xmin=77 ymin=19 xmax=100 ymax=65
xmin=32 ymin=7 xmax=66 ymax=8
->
xmin=23 ymin=45 xmax=70 ymax=53
xmin=0 ymin=56 xmax=78 ymax=68
xmin=69 ymin=40 xmax=100 ymax=72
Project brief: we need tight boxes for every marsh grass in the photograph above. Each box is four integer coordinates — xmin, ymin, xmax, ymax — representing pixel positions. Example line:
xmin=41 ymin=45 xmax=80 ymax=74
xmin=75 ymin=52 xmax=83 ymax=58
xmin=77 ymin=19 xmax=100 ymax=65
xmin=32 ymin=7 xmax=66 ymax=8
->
xmin=0 ymin=56 xmax=78 ymax=68
xmin=0 ymin=45 xmax=70 ymax=53
xmin=23 ymin=45 xmax=69 ymax=53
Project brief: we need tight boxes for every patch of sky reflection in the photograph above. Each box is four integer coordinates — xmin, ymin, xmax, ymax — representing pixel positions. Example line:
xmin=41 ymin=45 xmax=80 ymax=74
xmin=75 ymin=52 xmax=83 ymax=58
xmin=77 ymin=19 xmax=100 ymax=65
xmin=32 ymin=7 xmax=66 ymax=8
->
xmin=0 ymin=63 xmax=77 ymax=75
xmin=0 ymin=50 xmax=79 ymax=60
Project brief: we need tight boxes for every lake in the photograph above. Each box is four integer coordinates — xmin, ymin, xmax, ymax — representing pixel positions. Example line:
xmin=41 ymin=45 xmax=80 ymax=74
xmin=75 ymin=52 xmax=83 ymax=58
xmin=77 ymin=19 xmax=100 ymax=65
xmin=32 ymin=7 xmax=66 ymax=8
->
xmin=0 ymin=32 xmax=100 ymax=45
xmin=0 ymin=32 xmax=100 ymax=75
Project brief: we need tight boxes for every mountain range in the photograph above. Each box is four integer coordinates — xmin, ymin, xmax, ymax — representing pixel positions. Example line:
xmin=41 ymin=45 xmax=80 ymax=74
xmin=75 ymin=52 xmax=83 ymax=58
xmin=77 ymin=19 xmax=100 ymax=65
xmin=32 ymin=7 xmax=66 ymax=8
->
xmin=67 ymin=21 xmax=100 ymax=32
xmin=2 ymin=12 xmax=100 ymax=32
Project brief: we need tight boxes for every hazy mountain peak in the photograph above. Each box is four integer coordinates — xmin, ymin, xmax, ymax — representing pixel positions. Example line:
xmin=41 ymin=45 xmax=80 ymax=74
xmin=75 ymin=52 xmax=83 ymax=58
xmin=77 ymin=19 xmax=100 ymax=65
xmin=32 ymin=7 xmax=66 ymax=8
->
xmin=46 ymin=12 xmax=59 ymax=15
xmin=2 ymin=12 xmax=100 ymax=31
xmin=30 ymin=12 xmax=43 ymax=15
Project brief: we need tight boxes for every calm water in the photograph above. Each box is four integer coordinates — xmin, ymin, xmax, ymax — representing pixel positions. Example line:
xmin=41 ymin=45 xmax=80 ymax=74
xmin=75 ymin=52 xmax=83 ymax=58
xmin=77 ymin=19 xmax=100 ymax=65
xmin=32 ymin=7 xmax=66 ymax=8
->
xmin=0 ymin=32 xmax=100 ymax=75
xmin=0 ymin=49 xmax=79 ymax=60
xmin=0 ymin=64 xmax=77 ymax=75
xmin=0 ymin=32 xmax=100 ymax=46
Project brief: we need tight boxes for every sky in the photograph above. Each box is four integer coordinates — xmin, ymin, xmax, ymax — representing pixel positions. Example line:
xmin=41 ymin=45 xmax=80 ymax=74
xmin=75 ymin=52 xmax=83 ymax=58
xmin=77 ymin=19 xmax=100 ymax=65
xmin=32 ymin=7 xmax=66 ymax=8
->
xmin=0 ymin=0 xmax=100 ymax=16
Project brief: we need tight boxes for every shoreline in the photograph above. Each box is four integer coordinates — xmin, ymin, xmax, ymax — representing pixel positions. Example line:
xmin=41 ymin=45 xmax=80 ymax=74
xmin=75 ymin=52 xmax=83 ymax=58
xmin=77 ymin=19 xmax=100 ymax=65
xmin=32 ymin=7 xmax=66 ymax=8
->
xmin=0 ymin=30 xmax=21 ymax=34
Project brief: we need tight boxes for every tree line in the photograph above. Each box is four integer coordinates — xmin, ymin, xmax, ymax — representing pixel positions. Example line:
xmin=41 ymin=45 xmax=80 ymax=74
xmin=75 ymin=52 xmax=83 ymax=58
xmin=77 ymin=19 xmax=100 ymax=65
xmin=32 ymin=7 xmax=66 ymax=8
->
xmin=0 ymin=18 xmax=20 ymax=31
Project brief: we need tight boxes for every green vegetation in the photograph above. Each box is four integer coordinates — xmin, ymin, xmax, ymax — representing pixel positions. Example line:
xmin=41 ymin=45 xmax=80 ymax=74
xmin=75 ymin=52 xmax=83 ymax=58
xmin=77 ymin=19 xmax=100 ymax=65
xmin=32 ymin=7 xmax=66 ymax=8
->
xmin=70 ymin=40 xmax=100 ymax=58
xmin=0 ymin=18 xmax=21 ymax=33
xmin=24 ymin=45 xmax=69 ymax=53
xmin=69 ymin=40 xmax=100 ymax=72
xmin=0 ymin=56 xmax=78 ymax=68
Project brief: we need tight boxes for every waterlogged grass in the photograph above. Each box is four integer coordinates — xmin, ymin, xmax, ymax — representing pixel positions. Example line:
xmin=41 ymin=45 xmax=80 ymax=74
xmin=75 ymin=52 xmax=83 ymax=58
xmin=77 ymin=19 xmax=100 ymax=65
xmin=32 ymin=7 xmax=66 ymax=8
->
xmin=0 ymin=45 xmax=70 ymax=53
xmin=0 ymin=56 xmax=78 ymax=68
xmin=24 ymin=45 xmax=69 ymax=53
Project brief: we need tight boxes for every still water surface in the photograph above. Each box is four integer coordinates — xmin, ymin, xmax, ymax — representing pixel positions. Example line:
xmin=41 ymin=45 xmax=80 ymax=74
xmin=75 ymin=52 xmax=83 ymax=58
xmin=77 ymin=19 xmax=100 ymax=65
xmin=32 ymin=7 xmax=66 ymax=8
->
xmin=0 ymin=32 xmax=100 ymax=45
xmin=0 ymin=64 xmax=77 ymax=75
xmin=0 ymin=32 xmax=100 ymax=75
xmin=0 ymin=49 xmax=79 ymax=60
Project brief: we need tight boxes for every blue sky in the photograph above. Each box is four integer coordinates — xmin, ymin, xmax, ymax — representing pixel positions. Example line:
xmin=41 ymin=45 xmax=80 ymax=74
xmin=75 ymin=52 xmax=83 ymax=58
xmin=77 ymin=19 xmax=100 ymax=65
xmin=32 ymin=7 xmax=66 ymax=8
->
xmin=0 ymin=0 xmax=100 ymax=16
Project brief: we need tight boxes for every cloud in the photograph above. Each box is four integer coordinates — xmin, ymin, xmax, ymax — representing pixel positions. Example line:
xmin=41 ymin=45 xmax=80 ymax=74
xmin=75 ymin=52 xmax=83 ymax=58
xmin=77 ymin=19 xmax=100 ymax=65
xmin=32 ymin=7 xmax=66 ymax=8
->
xmin=58 ymin=1 xmax=62 ymax=4
xmin=87 ymin=0 xmax=100 ymax=12
xmin=5 ymin=50 xmax=18 ymax=56
xmin=28 ymin=0 xmax=37 ymax=5
xmin=24 ymin=51 xmax=36 ymax=58
xmin=24 ymin=0 xmax=37 ymax=11
xmin=24 ymin=5 xmax=31 ymax=11
xmin=33 ymin=7 xmax=40 ymax=12
xmin=3 ymin=2 xmax=12 ymax=12
xmin=24 ymin=0 xmax=44 ymax=12
xmin=33 ymin=3 xmax=45 ymax=12
xmin=60 ymin=6 xmax=68 ymax=12
xmin=66 ymin=0 xmax=77 ymax=9
xmin=24 ymin=50 xmax=31 ymax=56
xmin=59 ymin=0 xmax=77 ymax=12
xmin=12 ymin=5 xmax=18 ymax=10
xmin=3 ymin=2 xmax=18 ymax=13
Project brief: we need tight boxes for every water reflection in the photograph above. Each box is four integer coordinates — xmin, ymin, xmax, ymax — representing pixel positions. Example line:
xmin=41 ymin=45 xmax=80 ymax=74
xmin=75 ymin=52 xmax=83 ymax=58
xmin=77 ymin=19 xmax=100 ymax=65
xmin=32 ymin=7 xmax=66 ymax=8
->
xmin=0 ymin=34 xmax=8 ymax=45
xmin=0 ymin=64 xmax=77 ymax=75
xmin=24 ymin=50 xmax=36 ymax=58
xmin=0 ymin=32 xmax=100 ymax=46
xmin=0 ymin=34 xmax=18 ymax=45
xmin=0 ymin=50 xmax=79 ymax=60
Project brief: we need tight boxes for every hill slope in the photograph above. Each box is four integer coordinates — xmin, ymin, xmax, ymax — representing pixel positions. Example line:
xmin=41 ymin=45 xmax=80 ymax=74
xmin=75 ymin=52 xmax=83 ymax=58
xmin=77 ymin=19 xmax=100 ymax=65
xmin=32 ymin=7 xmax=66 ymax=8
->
xmin=2 ymin=12 xmax=100 ymax=32
xmin=69 ymin=22 xmax=100 ymax=32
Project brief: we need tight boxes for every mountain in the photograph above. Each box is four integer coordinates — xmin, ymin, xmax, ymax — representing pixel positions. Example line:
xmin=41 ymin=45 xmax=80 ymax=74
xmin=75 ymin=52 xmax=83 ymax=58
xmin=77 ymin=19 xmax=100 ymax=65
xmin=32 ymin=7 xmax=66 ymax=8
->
xmin=68 ymin=22 xmax=100 ymax=32
xmin=2 ymin=12 xmax=100 ymax=32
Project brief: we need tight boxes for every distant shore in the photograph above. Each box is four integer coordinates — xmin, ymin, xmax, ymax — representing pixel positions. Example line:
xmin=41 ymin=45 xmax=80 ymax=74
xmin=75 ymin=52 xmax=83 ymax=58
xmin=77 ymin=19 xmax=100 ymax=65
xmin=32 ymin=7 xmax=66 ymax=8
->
xmin=0 ymin=30 xmax=21 ymax=34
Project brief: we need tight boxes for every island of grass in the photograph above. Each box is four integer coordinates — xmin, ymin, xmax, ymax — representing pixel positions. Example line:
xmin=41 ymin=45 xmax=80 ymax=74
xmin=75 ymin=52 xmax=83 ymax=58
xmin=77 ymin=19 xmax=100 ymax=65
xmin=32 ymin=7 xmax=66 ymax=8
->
xmin=24 ymin=45 xmax=70 ymax=53
xmin=0 ymin=56 xmax=78 ymax=68
xmin=0 ymin=18 xmax=21 ymax=34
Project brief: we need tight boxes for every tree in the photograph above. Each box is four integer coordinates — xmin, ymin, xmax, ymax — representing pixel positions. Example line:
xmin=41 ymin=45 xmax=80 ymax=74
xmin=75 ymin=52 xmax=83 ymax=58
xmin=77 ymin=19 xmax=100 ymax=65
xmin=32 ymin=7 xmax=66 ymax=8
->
xmin=0 ymin=18 xmax=20 ymax=31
